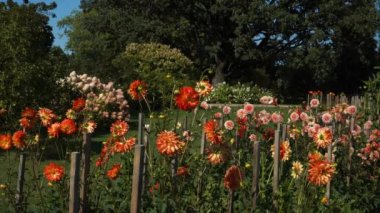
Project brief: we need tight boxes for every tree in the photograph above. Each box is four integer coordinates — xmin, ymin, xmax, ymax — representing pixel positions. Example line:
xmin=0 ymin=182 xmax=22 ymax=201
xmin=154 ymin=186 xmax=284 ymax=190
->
xmin=61 ymin=0 xmax=379 ymax=98
xmin=0 ymin=1 xmax=69 ymax=120
xmin=113 ymin=42 xmax=193 ymax=108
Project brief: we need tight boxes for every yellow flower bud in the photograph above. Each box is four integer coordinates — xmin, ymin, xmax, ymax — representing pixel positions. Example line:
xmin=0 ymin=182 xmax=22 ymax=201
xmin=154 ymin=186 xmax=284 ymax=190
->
xmin=245 ymin=163 xmax=251 ymax=169
xmin=230 ymin=138 xmax=234 ymax=144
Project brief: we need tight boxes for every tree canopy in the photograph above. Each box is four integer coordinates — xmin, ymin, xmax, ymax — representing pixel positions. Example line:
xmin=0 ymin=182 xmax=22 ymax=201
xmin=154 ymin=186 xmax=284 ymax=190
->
xmin=59 ymin=0 xmax=379 ymax=98
xmin=0 ymin=0 xmax=69 ymax=119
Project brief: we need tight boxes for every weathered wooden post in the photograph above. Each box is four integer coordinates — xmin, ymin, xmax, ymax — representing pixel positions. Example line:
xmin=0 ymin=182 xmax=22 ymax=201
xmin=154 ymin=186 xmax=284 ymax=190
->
xmin=234 ymin=128 xmax=240 ymax=150
xmin=325 ymin=126 xmax=333 ymax=205
xmin=347 ymin=117 xmax=355 ymax=187
xmin=273 ymin=130 xmax=280 ymax=210
xmin=228 ymin=191 xmax=234 ymax=213
xmin=80 ymin=132 xmax=91 ymax=213
xmin=252 ymin=141 xmax=260 ymax=211
xmin=142 ymin=124 xmax=150 ymax=193
xmin=281 ymin=124 xmax=287 ymax=141
xmin=131 ymin=113 xmax=146 ymax=213
xmin=69 ymin=152 xmax=80 ymax=213
xmin=200 ymin=119 xmax=206 ymax=155
xmin=15 ymin=152 xmax=26 ymax=212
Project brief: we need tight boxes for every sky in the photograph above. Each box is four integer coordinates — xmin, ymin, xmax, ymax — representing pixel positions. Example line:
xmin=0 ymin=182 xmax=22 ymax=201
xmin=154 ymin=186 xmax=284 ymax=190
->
xmin=14 ymin=0 xmax=81 ymax=49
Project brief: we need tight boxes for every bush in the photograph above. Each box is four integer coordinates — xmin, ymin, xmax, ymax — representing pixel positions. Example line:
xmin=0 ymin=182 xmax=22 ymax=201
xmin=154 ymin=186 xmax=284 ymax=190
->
xmin=205 ymin=82 xmax=273 ymax=104
xmin=363 ymin=71 xmax=380 ymax=114
xmin=113 ymin=43 xmax=194 ymax=109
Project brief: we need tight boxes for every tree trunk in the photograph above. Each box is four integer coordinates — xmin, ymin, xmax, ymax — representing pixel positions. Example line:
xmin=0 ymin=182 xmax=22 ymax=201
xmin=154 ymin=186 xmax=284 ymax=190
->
xmin=212 ymin=55 xmax=226 ymax=85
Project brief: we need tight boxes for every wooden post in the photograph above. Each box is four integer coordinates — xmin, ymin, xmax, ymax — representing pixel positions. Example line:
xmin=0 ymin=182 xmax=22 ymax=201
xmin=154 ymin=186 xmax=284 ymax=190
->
xmin=273 ymin=130 xmax=280 ymax=210
xmin=347 ymin=117 xmax=355 ymax=187
xmin=15 ymin=153 xmax=26 ymax=212
xmin=69 ymin=152 xmax=80 ymax=213
xmin=252 ymin=141 xmax=260 ymax=210
xmin=80 ymin=132 xmax=91 ymax=213
xmin=228 ymin=190 xmax=234 ymax=213
xmin=281 ymin=124 xmax=287 ymax=141
xmin=234 ymin=128 xmax=239 ymax=150
xmin=131 ymin=113 xmax=145 ymax=213
xmin=200 ymin=119 xmax=206 ymax=155
xmin=142 ymin=124 xmax=150 ymax=193
xmin=325 ymin=126 xmax=333 ymax=205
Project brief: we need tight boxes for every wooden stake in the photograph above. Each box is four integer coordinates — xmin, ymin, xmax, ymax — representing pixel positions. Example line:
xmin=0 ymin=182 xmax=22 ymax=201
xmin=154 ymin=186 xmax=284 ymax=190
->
xmin=281 ymin=124 xmax=287 ymax=141
xmin=325 ymin=126 xmax=333 ymax=205
xmin=228 ymin=190 xmax=234 ymax=213
xmin=347 ymin=117 xmax=355 ymax=187
xmin=80 ymin=132 xmax=91 ymax=213
xmin=252 ymin=141 xmax=260 ymax=210
xmin=273 ymin=130 xmax=280 ymax=210
xmin=131 ymin=113 xmax=146 ymax=213
xmin=142 ymin=124 xmax=150 ymax=193
xmin=69 ymin=152 xmax=80 ymax=213
xmin=15 ymin=153 xmax=26 ymax=212
xmin=200 ymin=119 xmax=206 ymax=155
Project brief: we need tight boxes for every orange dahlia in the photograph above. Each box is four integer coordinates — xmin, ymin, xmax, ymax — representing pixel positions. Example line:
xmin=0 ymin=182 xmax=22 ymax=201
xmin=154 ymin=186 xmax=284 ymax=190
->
xmin=271 ymin=140 xmax=292 ymax=161
xmin=107 ymin=164 xmax=122 ymax=180
xmin=176 ymin=166 xmax=189 ymax=176
xmin=204 ymin=120 xmax=223 ymax=144
xmin=149 ymin=182 xmax=160 ymax=193
xmin=195 ymin=80 xmax=213 ymax=97
xmin=48 ymin=123 xmax=61 ymax=138
xmin=72 ymin=98 xmax=86 ymax=112
xmin=0 ymin=134 xmax=12 ymax=151
xmin=156 ymin=130 xmax=185 ymax=156
xmin=224 ymin=165 xmax=243 ymax=191
xmin=19 ymin=117 xmax=34 ymax=130
xmin=175 ymin=86 xmax=199 ymax=111
xmin=207 ymin=152 xmax=225 ymax=165
xmin=21 ymin=107 xmax=37 ymax=119
xmin=38 ymin=108 xmax=56 ymax=127
xmin=113 ymin=137 xmax=136 ymax=153
xmin=308 ymin=152 xmax=335 ymax=186
xmin=12 ymin=130 xmax=26 ymax=149
xmin=313 ymin=127 xmax=333 ymax=149
xmin=60 ymin=119 xmax=77 ymax=135
xmin=44 ymin=162 xmax=64 ymax=182
xmin=128 ymin=80 xmax=148 ymax=101
xmin=110 ymin=120 xmax=129 ymax=137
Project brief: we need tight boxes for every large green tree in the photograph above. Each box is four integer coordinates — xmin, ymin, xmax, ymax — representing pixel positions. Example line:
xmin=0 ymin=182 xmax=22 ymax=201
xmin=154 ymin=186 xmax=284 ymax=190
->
xmin=61 ymin=0 xmax=379 ymax=98
xmin=0 ymin=0 xmax=69 ymax=118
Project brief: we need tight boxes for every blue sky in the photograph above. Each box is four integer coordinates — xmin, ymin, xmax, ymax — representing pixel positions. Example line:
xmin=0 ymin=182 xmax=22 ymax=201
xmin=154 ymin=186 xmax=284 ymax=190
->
xmin=13 ymin=0 xmax=81 ymax=49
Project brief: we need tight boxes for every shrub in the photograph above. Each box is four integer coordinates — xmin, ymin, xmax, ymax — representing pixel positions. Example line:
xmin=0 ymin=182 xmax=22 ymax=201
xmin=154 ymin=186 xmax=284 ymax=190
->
xmin=205 ymin=82 xmax=273 ymax=104
xmin=114 ymin=43 xmax=194 ymax=109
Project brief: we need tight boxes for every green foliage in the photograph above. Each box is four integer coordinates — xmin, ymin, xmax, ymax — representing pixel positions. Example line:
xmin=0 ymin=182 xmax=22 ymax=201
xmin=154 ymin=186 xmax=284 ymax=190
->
xmin=61 ymin=0 xmax=379 ymax=99
xmin=0 ymin=1 xmax=69 ymax=125
xmin=363 ymin=71 xmax=380 ymax=114
xmin=205 ymin=82 xmax=273 ymax=104
xmin=114 ymin=43 xmax=194 ymax=108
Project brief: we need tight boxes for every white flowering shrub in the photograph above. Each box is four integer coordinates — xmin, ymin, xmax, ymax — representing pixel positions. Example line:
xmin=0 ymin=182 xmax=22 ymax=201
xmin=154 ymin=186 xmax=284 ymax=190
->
xmin=59 ymin=71 xmax=129 ymax=120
